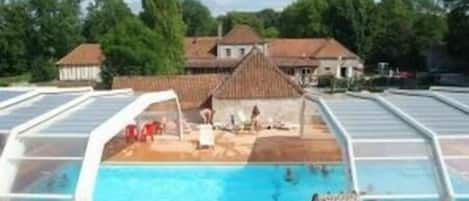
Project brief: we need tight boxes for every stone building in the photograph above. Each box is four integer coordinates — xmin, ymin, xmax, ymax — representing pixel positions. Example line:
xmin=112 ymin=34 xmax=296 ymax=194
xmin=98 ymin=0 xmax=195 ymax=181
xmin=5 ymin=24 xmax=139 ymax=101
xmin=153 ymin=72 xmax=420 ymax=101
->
xmin=113 ymin=49 xmax=306 ymax=125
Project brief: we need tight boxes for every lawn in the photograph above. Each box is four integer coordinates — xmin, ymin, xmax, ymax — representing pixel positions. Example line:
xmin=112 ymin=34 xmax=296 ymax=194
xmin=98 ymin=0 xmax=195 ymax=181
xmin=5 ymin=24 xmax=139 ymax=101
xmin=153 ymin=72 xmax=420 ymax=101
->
xmin=0 ymin=73 xmax=31 ymax=86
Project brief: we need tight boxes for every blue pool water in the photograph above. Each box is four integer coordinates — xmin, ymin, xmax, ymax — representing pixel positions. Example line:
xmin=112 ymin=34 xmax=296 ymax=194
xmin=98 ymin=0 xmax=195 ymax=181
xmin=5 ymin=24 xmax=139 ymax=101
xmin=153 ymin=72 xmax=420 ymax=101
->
xmin=94 ymin=164 xmax=346 ymax=201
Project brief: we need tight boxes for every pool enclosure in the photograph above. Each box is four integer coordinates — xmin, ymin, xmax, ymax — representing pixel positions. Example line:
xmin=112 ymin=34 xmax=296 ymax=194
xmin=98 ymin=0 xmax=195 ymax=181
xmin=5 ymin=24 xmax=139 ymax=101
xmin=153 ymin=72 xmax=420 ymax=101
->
xmin=0 ymin=87 xmax=183 ymax=201
xmin=308 ymin=87 xmax=469 ymax=201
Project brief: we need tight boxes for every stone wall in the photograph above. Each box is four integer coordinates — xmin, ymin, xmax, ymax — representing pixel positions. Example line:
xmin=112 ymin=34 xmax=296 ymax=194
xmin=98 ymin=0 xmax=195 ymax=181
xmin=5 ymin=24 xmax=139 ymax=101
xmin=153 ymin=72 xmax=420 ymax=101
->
xmin=212 ymin=97 xmax=317 ymax=125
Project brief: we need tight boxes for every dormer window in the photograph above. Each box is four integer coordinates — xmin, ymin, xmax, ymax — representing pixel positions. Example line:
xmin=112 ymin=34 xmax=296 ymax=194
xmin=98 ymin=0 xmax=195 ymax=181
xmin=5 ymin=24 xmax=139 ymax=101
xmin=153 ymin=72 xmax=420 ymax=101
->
xmin=225 ymin=48 xmax=232 ymax=57
xmin=240 ymin=48 xmax=246 ymax=56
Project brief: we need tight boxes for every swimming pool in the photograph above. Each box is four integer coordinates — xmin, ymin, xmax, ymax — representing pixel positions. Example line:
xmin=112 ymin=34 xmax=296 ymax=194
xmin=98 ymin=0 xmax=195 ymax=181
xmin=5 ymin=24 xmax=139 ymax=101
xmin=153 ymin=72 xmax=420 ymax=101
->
xmin=94 ymin=164 xmax=346 ymax=201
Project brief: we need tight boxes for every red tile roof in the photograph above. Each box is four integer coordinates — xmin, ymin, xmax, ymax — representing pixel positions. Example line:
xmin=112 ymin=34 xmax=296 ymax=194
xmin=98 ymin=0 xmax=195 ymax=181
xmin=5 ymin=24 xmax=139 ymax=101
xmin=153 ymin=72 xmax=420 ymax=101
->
xmin=269 ymin=39 xmax=326 ymax=58
xmin=184 ymin=37 xmax=218 ymax=58
xmin=213 ymin=48 xmax=304 ymax=99
xmin=113 ymin=74 xmax=226 ymax=109
xmin=313 ymin=38 xmax=358 ymax=59
xmin=219 ymin=25 xmax=263 ymax=45
xmin=56 ymin=44 xmax=104 ymax=66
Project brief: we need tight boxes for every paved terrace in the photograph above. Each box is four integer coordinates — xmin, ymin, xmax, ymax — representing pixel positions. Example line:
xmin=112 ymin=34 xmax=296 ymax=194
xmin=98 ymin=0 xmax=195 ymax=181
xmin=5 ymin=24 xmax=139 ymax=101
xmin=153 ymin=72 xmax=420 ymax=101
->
xmin=102 ymin=121 xmax=341 ymax=163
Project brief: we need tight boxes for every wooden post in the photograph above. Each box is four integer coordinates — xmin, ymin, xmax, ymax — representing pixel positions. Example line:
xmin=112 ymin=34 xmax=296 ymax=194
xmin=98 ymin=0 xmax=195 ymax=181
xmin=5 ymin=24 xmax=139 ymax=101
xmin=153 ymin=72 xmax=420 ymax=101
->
xmin=299 ymin=97 xmax=306 ymax=138
xmin=174 ymin=96 xmax=184 ymax=141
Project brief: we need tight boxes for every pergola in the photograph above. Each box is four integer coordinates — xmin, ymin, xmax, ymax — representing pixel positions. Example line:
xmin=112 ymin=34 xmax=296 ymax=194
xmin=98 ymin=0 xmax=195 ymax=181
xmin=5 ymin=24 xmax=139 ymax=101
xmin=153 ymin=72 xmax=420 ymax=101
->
xmin=306 ymin=87 xmax=469 ymax=201
xmin=0 ymin=87 xmax=183 ymax=201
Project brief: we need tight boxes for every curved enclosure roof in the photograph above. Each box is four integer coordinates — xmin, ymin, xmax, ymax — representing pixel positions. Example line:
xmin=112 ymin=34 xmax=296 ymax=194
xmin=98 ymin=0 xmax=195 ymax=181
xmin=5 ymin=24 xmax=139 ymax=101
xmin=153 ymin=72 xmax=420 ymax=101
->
xmin=323 ymin=97 xmax=442 ymax=199
xmin=0 ymin=93 xmax=81 ymax=131
xmin=0 ymin=87 xmax=181 ymax=201
xmin=5 ymin=94 xmax=137 ymax=199
xmin=313 ymin=88 xmax=469 ymax=201
xmin=0 ymin=90 xmax=29 ymax=102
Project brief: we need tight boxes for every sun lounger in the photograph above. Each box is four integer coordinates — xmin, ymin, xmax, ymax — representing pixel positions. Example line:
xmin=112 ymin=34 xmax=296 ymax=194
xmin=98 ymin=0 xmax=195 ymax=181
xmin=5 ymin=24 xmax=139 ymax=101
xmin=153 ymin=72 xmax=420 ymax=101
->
xmin=199 ymin=124 xmax=214 ymax=148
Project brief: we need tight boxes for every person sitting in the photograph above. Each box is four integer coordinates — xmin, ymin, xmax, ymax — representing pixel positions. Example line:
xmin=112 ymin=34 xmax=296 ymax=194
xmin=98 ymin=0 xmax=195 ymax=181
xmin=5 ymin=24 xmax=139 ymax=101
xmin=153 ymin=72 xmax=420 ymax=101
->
xmin=200 ymin=108 xmax=215 ymax=125
xmin=251 ymin=105 xmax=261 ymax=131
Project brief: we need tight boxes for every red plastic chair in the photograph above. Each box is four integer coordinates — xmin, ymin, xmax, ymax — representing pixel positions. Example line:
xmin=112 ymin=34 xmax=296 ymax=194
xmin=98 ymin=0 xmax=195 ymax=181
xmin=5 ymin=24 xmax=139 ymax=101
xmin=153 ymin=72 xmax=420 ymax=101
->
xmin=125 ymin=124 xmax=138 ymax=142
xmin=141 ymin=122 xmax=157 ymax=142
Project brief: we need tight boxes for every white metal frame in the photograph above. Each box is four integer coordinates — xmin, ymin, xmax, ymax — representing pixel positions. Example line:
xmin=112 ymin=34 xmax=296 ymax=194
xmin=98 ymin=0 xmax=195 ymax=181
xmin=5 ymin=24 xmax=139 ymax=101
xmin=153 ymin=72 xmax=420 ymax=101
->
xmin=75 ymin=90 xmax=182 ymax=201
xmin=0 ymin=88 xmax=183 ymax=201
xmin=348 ymin=92 xmax=455 ymax=201
xmin=305 ymin=95 xmax=360 ymax=193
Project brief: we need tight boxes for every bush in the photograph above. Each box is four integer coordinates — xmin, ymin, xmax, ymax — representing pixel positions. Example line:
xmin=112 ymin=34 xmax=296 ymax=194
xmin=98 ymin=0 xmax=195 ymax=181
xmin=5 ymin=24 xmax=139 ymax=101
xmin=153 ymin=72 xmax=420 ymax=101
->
xmin=318 ymin=74 xmax=335 ymax=87
xmin=30 ymin=58 xmax=57 ymax=82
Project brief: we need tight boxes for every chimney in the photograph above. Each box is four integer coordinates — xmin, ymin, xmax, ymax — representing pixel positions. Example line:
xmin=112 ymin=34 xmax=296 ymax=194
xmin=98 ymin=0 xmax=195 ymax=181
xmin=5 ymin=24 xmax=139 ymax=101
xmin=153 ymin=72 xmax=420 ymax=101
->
xmin=217 ymin=22 xmax=223 ymax=39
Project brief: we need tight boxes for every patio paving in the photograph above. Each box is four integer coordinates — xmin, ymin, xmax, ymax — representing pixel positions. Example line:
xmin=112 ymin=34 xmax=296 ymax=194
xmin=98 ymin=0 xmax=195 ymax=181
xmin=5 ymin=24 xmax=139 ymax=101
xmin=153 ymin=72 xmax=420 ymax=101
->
xmin=103 ymin=122 xmax=342 ymax=163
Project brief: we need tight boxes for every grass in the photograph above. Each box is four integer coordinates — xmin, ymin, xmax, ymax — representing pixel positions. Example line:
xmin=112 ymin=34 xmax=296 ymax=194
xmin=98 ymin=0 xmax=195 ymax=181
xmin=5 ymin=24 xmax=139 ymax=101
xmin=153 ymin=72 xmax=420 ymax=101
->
xmin=0 ymin=73 xmax=31 ymax=86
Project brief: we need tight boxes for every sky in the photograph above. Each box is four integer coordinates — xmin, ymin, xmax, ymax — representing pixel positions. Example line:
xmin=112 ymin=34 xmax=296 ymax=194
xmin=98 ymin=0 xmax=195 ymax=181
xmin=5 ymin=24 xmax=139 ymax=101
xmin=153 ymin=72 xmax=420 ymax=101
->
xmin=83 ymin=0 xmax=296 ymax=16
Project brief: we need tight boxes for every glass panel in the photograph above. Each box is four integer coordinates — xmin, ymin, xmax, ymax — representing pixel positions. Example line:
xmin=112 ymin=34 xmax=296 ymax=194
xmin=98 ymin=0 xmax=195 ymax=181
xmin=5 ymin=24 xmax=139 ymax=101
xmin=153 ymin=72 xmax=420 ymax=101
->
xmin=0 ymin=94 xmax=79 ymax=130
xmin=355 ymin=160 xmax=440 ymax=195
xmin=35 ymin=96 xmax=135 ymax=135
xmin=440 ymin=139 xmax=469 ymax=156
xmin=440 ymin=91 xmax=469 ymax=106
xmin=327 ymin=99 xmax=421 ymax=139
xmin=446 ymin=159 xmax=469 ymax=194
xmin=10 ymin=160 xmax=82 ymax=194
xmin=20 ymin=137 xmax=89 ymax=157
xmin=353 ymin=142 xmax=431 ymax=158
xmin=0 ymin=90 xmax=26 ymax=102
xmin=385 ymin=95 xmax=469 ymax=136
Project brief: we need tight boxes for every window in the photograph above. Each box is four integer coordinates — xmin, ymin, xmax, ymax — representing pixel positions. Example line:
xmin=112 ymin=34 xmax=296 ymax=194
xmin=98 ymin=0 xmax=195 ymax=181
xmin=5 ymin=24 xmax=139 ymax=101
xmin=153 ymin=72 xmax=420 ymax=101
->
xmin=325 ymin=67 xmax=331 ymax=71
xmin=225 ymin=48 xmax=232 ymax=57
xmin=240 ymin=48 xmax=246 ymax=56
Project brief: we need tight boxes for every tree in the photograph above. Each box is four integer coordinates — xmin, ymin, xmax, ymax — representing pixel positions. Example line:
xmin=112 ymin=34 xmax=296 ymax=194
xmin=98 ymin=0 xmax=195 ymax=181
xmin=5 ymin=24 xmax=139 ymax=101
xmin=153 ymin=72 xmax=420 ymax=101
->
xmin=0 ymin=1 xmax=29 ymax=76
xmin=140 ymin=0 xmax=185 ymax=73
xmin=26 ymin=0 xmax=83 ymax=81
xmin=368 ymin=0 xmax=421 ymax=71
xmin=82 ymin=0 xmax=133 ymax=42
xmin=219 ymin=12 xmax=265 ymax=35
xmin=100 ymin=17 xmax=171 ymax=87
xmin=182 ymin=0 xmax=216 ymax=36
xmin=279 ymin=0 xmax=330 ymax=37
xmin=326 ymin=0 xmax=375 ymax=59
xmin=445 ymin=0 xmax=469 ymax=61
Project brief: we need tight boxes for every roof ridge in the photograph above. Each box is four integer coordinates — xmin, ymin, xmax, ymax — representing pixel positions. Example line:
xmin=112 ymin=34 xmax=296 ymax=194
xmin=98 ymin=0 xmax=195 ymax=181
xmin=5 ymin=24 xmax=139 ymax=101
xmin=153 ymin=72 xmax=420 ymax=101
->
xmin=212 ymin=48 xmax=303 ymax=98
xmin=311 ymin=38 xmax=332 ymax=58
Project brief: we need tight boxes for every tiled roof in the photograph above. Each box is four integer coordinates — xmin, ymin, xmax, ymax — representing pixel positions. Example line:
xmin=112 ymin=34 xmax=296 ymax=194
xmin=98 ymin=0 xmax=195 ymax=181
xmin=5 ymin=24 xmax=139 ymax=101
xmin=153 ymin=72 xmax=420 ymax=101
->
xmin=56 ymin=44 xmax=104 ymax=66
xmin=184 ymin=37 xmax=218 ymax=58
xmin=269 ymin=39 xmax=326 ymax=58
xmin=313 ymin=38 xmax=358 ymax=59
xmin=113 ymin=74 xmax=226 ymax=109
xmin=270 ymin=38 xmax=359 ymax=59
xmin=213 ymin=48 xmax=304 ymax=99
xmin=219 ymin=25 xmax=263 ymax=45
xmin=184 ymin=37 xmax=359 ymax=60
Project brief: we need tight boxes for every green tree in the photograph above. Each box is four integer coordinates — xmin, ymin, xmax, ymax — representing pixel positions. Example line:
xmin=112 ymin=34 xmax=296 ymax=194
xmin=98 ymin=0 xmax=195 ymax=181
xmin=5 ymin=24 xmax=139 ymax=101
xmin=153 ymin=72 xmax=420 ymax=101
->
xmin=82 ymin=0 xmax=133 ymax=42
xmin=140 ymin=0 xmax=185 ymax=73
xmin=445 ymin=0 xmax=469 ymax=61
xmin=279 ymin=0 xmax=330 ymax=37
xmin=0 ymin=1 xmax=29 ymax=76
xmin=219 ymin=12 xmax=265 ymax=35
xmin=326 ymin=0 xmax=375 ymax=59
xmin=368 ymin=0 xmax=420 ymax=71
xmin=182 ymin=0 xmax=216 ymax=36
xmin=100 ymin=17 xmax=171 ymax=88
xmin=26 ymin=0 xmax=83 ymax=81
